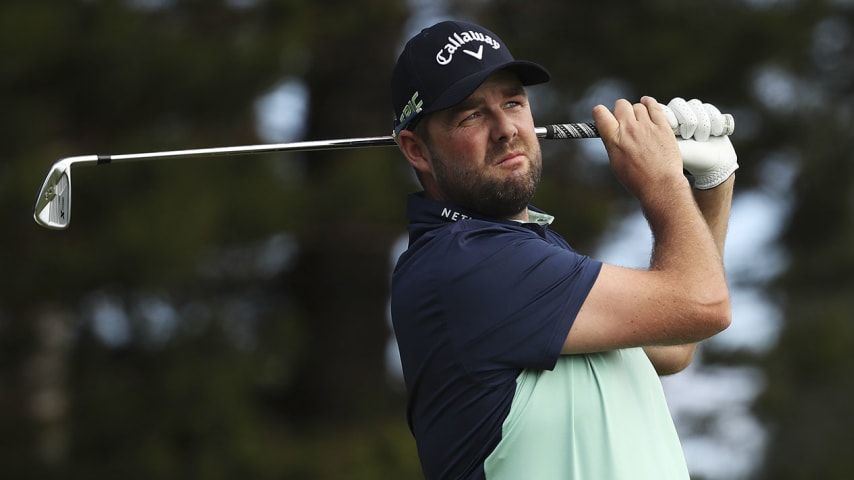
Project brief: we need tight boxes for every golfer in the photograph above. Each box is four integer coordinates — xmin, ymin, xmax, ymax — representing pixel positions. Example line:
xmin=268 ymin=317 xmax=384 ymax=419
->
xmin=390 ymin=20 xmax=737 ymax=480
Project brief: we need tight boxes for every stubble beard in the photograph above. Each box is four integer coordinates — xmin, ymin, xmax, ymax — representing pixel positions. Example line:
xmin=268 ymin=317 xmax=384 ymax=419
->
xmin=430 ymin=141 xmax=543 ymax=219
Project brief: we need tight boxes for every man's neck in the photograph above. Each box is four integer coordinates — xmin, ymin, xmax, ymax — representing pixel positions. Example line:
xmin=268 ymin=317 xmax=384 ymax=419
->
xmin=506 ymin=208 xmax=530 ymax=223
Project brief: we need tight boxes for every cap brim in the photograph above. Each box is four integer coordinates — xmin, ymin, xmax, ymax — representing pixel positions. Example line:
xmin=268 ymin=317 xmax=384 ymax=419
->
xmin=423 ymin=60 xmax=550 ymax=117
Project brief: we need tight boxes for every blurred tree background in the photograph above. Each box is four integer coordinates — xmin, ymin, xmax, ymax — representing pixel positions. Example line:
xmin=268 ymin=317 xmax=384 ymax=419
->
xmin=1 ymin=0 xmax=852 ymax=479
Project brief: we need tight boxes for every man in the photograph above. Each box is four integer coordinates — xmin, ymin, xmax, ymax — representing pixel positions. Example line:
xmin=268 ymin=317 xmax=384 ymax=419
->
xmin=390 ymin=20 xmax=737 ymax=479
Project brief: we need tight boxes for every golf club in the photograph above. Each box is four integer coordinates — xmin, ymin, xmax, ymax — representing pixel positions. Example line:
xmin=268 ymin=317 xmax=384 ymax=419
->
xmin=33 ymin=113 xmax=734 ymax=230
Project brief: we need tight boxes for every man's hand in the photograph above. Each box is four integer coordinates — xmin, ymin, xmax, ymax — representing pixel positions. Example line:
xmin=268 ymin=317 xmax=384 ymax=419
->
xmin=664 ymin=97 xmax=739 ymax=190
xmin=592 ymin=96 xmax=686 ymax=200
xmin=677 ymin=136 xmax=738 ymax=189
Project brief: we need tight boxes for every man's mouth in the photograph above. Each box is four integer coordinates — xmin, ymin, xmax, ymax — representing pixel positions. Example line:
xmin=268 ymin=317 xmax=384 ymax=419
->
xmin=496 ymin=151 xmax=526 ymax=168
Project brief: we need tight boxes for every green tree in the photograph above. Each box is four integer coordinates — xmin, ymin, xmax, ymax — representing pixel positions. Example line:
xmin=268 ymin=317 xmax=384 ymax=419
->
xmin=7 ymin=0 xmax=852 ymax=478
xmin=1 ymin=1 xmax=420 ymax=478
xmin=755 ymin=7 xmax=854 ymax=476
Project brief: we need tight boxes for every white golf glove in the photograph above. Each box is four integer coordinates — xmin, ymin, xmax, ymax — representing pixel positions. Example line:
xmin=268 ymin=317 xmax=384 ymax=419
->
xmin=662 ymin=97 xmax=738 ymax=189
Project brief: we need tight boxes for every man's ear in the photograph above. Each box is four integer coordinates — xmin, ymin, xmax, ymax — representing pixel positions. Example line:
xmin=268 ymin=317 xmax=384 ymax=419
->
xmin=396 ymin=130 xmax=432 ymax=176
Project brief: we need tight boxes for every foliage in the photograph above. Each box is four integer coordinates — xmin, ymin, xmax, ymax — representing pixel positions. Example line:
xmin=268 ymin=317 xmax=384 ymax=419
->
xmin=1 ymin=0 xmax=417 ymax=478
xmin=3 ymin=0 xmax=854 ymax=478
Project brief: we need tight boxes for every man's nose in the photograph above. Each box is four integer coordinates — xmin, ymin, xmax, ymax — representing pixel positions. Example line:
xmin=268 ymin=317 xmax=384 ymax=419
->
xmin=491 ymin=111 xmax=518 ymax=143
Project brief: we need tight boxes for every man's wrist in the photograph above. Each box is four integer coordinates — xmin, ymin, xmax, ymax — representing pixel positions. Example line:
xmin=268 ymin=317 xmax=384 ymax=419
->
xmin=691 ymin=164 xmax=739 ymax=190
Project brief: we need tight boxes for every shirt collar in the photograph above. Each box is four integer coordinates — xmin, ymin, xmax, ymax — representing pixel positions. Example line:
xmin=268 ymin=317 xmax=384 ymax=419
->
xmin=515 ymin=210 xmax=555 ymax=226
xmin=406 ymin=192 xmax=554 ymax=226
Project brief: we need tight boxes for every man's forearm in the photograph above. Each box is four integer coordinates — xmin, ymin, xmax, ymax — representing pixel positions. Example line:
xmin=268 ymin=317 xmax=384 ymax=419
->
xmin=694 ymin=174 xmax=735 ymax=254
xmin=644 ymin=174 xmax=735 ymax=374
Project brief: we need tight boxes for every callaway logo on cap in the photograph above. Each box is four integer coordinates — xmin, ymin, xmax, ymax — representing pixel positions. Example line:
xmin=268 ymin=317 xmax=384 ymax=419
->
xmin=391 ymin=20 xmax=550 ymax=136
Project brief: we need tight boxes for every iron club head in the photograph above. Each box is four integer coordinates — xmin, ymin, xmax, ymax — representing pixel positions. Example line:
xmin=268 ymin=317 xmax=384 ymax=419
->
xmin=33 ymin=158 xmax=73 ymax=230
xmin=33 ymin=156 xmax=100 ymax=230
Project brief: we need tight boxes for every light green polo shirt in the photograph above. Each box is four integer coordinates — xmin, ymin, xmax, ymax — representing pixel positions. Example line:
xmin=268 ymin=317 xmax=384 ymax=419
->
xmin=484 ymin=348 xmax=690 ymax=479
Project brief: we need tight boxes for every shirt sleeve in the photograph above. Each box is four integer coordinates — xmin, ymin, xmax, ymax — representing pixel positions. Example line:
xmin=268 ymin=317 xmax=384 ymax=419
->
xmin=438 ymin=222 xmax=602 ymax=382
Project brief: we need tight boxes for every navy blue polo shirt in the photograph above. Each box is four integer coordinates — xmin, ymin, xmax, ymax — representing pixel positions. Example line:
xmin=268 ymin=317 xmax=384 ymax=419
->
xmin=391 ymin=192 xmax=602 ymax=479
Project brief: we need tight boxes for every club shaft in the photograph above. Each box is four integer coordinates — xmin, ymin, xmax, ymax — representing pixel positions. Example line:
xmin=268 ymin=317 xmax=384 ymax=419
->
xmin=32 ymin=122 xmax=601 ymax=230
xmin=76 ymin=123 xmax=596 ymax=166
xmin=101 ymin=135 xmax=397 ymax=164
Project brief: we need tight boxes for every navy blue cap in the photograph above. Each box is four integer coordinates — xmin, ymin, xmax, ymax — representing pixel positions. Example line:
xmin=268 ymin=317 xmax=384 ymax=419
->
xmin=392 ymin=21 xmax=550 ymax=136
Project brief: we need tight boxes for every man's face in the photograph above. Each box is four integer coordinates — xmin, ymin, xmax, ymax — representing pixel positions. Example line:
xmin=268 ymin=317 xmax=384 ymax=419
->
xmin=421 ymin=70 xmax=542 ymax=219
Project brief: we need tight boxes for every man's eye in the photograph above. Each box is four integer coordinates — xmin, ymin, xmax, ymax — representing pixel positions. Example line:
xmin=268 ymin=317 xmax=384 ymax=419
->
xmin=461 ymin=112 xmax=479 ymax=123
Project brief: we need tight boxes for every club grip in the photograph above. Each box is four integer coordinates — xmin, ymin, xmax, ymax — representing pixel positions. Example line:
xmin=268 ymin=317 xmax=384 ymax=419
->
xmin=542 ymin=122 xmax=600 ymax=139
xmin=541 ymin=113 xmax=735 ymax=140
